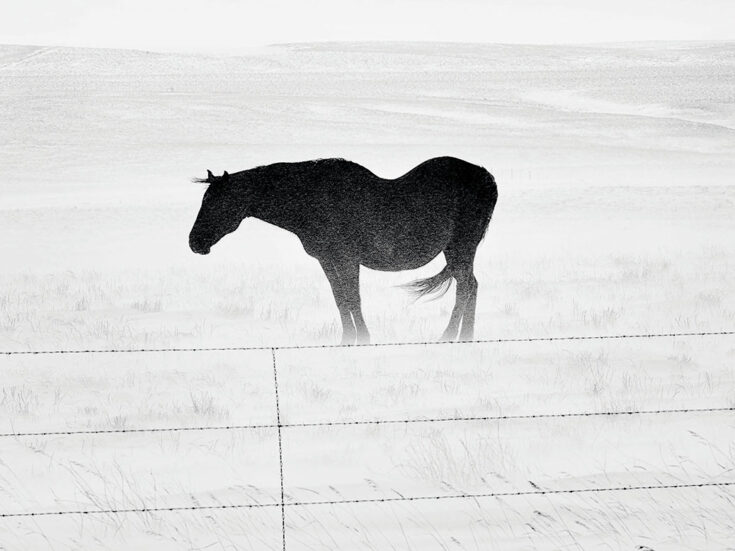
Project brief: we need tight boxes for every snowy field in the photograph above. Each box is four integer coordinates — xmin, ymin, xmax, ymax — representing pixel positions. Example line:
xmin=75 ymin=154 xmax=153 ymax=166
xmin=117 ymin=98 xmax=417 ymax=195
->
xmin=1 ymin=42 xmax=734 ymax=549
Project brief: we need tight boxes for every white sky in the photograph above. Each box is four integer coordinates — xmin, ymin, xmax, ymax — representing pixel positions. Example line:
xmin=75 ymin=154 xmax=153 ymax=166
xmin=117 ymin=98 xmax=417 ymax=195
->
xmin=2 ymin=0 xmax=733 ymax=53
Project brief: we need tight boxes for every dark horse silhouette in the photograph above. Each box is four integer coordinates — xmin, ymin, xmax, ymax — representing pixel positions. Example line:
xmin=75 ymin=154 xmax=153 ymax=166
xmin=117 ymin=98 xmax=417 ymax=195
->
xmin=189 ymin=157 xmax=498 ymax=344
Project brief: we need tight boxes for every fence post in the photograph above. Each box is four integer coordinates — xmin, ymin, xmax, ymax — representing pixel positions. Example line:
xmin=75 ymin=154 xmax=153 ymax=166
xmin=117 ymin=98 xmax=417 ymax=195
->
xmin=271 ymin=347 xmax=287 ymax=550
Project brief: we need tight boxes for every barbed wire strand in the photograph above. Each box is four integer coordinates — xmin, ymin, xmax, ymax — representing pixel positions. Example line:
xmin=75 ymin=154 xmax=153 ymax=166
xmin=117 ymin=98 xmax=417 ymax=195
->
xmin=1 ymin=330 xmax=733 ymax=356
xmin=285 ymin=480 xmax=735 ymax=508
xmin=2 ymin=480 xmax=733 ymax=519
xmin=2 ymin=405 xmax=733 ymax=439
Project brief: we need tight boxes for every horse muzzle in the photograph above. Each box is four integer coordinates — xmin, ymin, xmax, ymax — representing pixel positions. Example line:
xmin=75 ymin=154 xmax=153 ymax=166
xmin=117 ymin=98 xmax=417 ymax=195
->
xmin=189 ymin=236 xmax=211 ymax=255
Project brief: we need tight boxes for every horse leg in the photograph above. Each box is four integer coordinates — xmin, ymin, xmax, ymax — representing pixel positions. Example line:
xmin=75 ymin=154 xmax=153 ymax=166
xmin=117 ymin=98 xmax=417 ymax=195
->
xmin=319 ymin=259 xmax=356 ymax=345
xmin=440 ymin=269 xmax=469 ymax=342
xmin=459 ymin=273 xmax=478 ymax=340
xmin=337 ymin=261 xmax=371 ymax=344
xmin=440 ymin=247 xmax=478 ymax=342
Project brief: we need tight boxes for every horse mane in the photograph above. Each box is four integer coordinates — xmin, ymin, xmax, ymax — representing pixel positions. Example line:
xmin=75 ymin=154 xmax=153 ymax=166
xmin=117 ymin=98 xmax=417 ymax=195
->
xmin=247 ymin=157 xmax=349 ymax=172
xmin=192 ymin=158 xmax=351 ymax=186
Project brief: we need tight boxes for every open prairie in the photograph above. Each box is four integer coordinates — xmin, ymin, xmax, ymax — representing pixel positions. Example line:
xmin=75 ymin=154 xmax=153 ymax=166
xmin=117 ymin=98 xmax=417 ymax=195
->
xmin=1 ymin=42 xmax=734 ymax=549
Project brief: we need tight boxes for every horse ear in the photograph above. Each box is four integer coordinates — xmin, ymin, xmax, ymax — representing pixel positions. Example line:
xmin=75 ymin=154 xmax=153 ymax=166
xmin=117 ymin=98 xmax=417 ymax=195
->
xmin=222 ymin=171 xmax=229 ymax=182
xmin=207 ymin=169 xmax=214 ymax=181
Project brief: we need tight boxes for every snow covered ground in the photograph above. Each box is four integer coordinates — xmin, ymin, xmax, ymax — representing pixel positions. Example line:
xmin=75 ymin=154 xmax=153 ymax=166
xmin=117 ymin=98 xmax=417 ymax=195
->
xmin=1 ymin=41 xmax=734 ymax=549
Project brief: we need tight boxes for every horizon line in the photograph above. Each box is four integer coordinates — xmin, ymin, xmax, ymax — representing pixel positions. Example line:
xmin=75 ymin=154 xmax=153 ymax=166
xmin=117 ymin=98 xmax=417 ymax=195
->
xmin=1 ymin=38 xmax=733 ymax=58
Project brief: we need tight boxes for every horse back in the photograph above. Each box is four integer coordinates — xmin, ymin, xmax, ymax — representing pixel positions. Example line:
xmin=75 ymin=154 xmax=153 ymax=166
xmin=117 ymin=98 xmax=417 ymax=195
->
xmin=297 ymin=157 xmax=495 ymax=267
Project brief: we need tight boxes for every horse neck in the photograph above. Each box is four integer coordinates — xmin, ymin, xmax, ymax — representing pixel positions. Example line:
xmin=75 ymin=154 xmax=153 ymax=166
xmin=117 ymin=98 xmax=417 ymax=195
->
xmin=246 ymin=167 xmax=304 ymax=234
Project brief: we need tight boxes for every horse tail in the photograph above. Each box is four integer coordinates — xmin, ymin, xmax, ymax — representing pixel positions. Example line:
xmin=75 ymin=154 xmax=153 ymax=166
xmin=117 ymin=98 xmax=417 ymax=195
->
xmin=479 ymin=170 xmax=498 ymax=241
xmin=401 ymin=265 xmax=454 ymax=300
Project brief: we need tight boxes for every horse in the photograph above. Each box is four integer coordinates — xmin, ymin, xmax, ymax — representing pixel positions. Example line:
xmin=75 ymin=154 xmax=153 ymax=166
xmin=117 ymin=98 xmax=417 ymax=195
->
xmin=189 ymin=156 xmax=498 ymax=344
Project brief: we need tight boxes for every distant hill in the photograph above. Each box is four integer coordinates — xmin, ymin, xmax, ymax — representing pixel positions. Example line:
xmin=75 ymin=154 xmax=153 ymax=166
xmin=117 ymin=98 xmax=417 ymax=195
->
xmin=1 ymin=41 xmax=733 ymax=196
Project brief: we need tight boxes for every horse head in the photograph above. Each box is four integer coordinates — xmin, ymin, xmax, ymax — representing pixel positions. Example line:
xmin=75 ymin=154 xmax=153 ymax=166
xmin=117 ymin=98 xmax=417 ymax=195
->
xmin=189 ymin=169 xmax=244 ymax=255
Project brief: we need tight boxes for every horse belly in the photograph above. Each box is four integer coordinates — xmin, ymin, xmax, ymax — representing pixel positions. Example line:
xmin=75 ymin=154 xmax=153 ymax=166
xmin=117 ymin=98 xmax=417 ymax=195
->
xmin=361 ymin=223 xmax=452 ymax=272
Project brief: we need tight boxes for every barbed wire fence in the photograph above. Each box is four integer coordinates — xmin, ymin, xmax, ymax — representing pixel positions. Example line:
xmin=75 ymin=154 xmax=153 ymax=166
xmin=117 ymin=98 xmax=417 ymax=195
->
xmin=1 ymin=329 xmax=734 ymax=550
